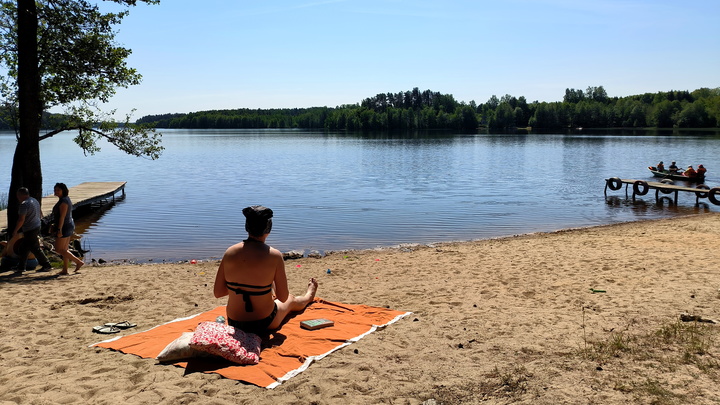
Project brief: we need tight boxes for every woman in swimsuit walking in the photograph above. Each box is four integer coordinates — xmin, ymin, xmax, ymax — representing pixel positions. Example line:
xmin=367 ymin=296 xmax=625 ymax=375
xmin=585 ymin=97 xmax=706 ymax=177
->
xmin=213 ymin=205 xmax=318 ymax=334
xmin=53 ymin=183 xmax=84 ymax=275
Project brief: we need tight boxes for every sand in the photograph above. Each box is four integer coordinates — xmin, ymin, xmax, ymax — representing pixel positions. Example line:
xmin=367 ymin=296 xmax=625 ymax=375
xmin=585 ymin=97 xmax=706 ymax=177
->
xmin=1 ymin=214 xmax=719 ymax=404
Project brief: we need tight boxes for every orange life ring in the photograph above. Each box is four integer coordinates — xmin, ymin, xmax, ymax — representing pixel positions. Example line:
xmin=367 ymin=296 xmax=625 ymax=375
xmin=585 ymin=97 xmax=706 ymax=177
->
xmin=708 ymin=187 xmax=720 ymax=205
xmin=607 ymin=177 xmax=622 ymax=191
xmin=633 ymin=180 xmax=649 ymax=196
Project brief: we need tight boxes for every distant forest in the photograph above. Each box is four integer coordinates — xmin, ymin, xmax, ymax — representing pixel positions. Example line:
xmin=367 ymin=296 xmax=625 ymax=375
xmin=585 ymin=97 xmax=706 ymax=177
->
xmin=134 ymin=86 xmax=720 ymax=131
xmin=2 ymin=86 xmax=719 ymax=131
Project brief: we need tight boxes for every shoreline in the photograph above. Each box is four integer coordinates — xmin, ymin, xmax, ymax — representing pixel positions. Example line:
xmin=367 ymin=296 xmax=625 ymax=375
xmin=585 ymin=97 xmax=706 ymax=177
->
xmin=1 ymin=212 xmax=719 ymax=404
xmin=95 ymin=213 xmax=711 ymax=265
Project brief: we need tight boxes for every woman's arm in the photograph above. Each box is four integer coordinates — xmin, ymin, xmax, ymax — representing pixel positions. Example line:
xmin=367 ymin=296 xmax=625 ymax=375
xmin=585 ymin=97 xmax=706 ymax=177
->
xmin=57 ymin=202 xmax=68 ymax=237
xmin=213 ymin=258 xmax=229 ymax=298
xmin=272 ymin=251 xmax=289 ymax=302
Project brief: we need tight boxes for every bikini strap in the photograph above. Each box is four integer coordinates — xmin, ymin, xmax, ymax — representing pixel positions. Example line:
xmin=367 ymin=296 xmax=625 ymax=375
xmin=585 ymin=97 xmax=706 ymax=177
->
xmin=226 ymin=281 xmax=273 ymax=312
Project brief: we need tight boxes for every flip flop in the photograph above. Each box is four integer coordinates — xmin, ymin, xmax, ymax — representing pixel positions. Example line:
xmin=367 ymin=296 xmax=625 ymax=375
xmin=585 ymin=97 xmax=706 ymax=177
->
xmin=103 ymin=321 xmax=137 ymax=329
xmin=92 ymin=325 xmax=121 ymax=334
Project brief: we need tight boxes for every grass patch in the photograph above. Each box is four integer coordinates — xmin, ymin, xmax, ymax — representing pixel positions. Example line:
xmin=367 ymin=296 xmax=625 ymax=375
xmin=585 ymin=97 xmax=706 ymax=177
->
xmin=633 ymin=378 xmax=684 ymax=404
xmin=582 ymin=319 xmax=719 ymax=368
xmin=655 ymin=320 xmax=720 ymax=371
xmin=419 ymin=364 xmax=533 ymax=403
xmin=580 ymin=315 xmax=719 ymax=402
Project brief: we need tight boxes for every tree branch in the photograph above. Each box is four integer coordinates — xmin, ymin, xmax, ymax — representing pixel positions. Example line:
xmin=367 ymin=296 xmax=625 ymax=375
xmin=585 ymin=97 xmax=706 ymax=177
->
xmin=38 ymin=127 xmax=71 ymax=140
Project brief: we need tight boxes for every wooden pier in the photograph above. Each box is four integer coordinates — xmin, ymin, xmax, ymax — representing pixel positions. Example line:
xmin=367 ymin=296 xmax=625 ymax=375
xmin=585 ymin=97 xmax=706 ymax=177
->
xmin=0 ymin=181 xmax=126 ymax=231
xmin=604 ymin=177 xmax=720 ymax=206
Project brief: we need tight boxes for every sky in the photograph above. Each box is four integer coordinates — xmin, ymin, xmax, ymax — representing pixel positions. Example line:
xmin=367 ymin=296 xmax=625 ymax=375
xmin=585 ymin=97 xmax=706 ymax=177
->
xmin=94 ymin=0 xmax=719 ymax=119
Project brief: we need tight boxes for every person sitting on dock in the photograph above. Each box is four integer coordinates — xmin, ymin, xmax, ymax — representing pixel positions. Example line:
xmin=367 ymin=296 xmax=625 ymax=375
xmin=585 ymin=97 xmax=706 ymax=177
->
xmin=685 ymin=166 xmax=697 ymax=179
xmin=656 ymin=161 xmax=665 ymax=172
xmin=668 ymin=161 xmax=679 ymax=174
xmin=696 ymin=164 xmax=707 ymax=181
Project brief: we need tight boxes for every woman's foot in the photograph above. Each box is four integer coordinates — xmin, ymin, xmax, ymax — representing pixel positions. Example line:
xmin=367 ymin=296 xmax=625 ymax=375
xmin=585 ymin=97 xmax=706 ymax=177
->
xmin=306 ymin=278 xmax=318 ymax=300
xmin=74 ymin=261 xmax=84 ymax=273
xmin=58 ymin=270 xmax=69 ymax=275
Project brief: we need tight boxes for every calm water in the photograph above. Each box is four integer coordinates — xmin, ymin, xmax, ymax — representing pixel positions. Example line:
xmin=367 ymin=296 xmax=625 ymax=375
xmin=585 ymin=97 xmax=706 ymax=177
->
xmin=2 ymin=129 xmax=720 ymax=262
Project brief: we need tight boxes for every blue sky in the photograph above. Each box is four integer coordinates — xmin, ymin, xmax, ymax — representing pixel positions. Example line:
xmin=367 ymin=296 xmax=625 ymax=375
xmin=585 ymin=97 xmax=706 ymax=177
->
xmin=99 ymin=0 xmax=719 ymax=119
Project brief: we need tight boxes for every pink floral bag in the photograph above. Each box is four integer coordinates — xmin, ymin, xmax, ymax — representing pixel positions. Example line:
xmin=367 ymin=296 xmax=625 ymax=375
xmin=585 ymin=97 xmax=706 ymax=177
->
xmin=189 ymin=321 xmax=261 ymax=365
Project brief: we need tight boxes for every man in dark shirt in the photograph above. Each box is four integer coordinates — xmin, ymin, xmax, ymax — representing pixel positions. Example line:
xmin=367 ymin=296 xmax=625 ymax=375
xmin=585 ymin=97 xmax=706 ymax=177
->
xmin=12 ymin=187 xmax=52 ymax=273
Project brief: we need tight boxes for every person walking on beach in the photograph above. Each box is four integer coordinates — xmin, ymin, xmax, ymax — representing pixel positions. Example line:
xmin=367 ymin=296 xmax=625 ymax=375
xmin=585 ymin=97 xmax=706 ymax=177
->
xmin=12 ymin=187 xmax=52 ymax=273
xmin=52 ymin=183 xmax=84 ymax=275
xmin=213 ymin=205 xmax=318 ymax=335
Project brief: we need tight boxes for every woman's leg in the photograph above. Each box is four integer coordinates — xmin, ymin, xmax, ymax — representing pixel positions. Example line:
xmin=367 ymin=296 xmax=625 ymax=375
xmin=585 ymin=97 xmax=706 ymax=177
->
xmin=268 ymin=278 xmax=318 ymax=330
xmin=55 ymin=236 xmax=84 ymax=274
xmin=55 ymin=237 xmax=70 ymax=274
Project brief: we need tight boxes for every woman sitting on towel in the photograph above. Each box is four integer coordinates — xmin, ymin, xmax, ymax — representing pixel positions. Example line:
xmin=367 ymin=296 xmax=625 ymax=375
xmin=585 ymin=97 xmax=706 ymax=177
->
xmin=214 ymin=205 xmax=318 ymax=335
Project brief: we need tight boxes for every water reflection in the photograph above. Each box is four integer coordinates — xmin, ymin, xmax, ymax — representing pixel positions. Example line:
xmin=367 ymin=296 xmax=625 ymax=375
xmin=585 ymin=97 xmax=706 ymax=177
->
xmin=2 ymin=129 xmax=720 ymax=262
xmin=605 ymin=194 xmax=712 ymax=214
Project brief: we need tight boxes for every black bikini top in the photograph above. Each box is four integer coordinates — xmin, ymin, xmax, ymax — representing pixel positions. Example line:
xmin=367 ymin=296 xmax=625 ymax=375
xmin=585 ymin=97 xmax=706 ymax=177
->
xmin=226 ymin=281 xmax=273 ymax=312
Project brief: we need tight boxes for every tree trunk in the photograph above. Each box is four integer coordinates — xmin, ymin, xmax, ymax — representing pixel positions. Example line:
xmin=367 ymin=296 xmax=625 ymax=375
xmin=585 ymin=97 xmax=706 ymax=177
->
xmin=6 ymin=0 xmax=43 ymax=234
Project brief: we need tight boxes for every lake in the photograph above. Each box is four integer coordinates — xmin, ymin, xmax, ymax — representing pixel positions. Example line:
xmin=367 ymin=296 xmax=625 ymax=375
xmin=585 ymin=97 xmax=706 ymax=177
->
xmin=2 ymin=128 xmax=719 ymax=263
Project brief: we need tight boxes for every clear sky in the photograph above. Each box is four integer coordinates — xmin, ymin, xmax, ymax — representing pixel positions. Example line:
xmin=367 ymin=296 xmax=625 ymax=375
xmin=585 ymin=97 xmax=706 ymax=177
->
xmin=98 ymin=0 xmax=719 ymax=119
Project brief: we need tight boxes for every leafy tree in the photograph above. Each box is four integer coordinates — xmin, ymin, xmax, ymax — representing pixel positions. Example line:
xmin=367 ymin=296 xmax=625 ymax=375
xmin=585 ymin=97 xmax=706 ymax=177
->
xmin=513 ymin=107 xmax=524 ymax=128
xmin=485 ymin=95 xmax=499 ymax=109
xmin=585 ymin=86 xmax=608 ymax=103
xmin=648 ymin=100 xmax=681 ymax=128
xmin=676 ymin=101 xmax=710 ymax=128
xmin=1 ymin=0 xmax=162 ymax=232
xmin=563 ymin=88 xmax=584 ymax=103
xmin=529 ymin=102 xmax=566 ymax=128
xmin=488 ymin=103 xmax=515 ymax=130
xmin=457 ymin=105 xmax=478 ymax=131
xmin=515 ymin=96 xmax=529 ymax=126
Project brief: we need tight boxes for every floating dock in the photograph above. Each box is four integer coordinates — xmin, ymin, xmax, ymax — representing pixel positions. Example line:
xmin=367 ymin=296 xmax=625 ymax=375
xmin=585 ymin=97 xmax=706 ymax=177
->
xmin=0 ymin=181 xmax=126 ymax=231
xmin=604 ymin=177 xmax=720 ymax=206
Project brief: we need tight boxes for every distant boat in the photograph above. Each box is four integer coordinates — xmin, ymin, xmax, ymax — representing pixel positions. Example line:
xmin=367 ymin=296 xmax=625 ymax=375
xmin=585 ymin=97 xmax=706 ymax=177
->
xmin=648 ymin=166 xmax=705 ymax=183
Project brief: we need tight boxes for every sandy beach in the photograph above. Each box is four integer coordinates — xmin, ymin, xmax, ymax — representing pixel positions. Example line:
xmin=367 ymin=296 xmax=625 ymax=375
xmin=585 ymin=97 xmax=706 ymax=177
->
xmin=1 ymin=213 xmax=719 ymax=404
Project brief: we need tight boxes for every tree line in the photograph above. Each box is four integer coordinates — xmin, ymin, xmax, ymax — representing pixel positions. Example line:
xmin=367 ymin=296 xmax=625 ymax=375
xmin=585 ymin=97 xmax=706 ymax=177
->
xmin=4 ymin=85 xmax=718 ymax=132
xmin=132 ymin=86 xmax=720 ymax=131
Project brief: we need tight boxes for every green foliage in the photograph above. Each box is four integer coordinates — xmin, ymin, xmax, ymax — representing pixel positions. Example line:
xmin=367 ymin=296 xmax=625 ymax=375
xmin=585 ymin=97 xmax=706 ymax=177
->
xmin=530 ymin=86 xmax=720 ymax=129
xmin=134 ymin=85 xmax=720 ymax=131
xmin=0 ymin=0 xmax=162 ymax=158
xmin=489 ymin=103 xmax=515 ymax=129
xmin=137 ymin=88 xmax=482 ymax=132
xmin=136 ymin=107 xmax=329 ymax=130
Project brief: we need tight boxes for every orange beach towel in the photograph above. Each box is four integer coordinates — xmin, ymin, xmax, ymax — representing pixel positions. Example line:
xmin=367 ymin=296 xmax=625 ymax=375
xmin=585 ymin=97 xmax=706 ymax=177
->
xmin=92 ymin=299 xmax=411 ymax=388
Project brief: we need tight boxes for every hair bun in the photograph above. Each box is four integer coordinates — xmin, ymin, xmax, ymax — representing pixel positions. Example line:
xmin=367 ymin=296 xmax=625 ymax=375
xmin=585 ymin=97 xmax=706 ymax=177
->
xmin=243 ymin=205 xmax=273 ymax=219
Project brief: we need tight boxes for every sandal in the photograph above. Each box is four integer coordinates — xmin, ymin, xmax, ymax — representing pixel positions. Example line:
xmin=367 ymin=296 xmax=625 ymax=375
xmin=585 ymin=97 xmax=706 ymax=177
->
xmin=103 ymin=321 xmax=137 ymax=329
xmin=92 ymin=325 xmax=121 ymax=334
